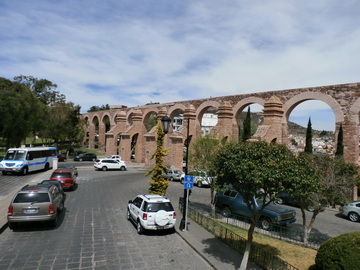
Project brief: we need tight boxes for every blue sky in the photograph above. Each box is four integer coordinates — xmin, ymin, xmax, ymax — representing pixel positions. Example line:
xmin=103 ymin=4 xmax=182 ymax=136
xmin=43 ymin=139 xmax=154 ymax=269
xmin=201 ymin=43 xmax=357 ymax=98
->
xmin=1 ymin=1 xmax=358 ymax=131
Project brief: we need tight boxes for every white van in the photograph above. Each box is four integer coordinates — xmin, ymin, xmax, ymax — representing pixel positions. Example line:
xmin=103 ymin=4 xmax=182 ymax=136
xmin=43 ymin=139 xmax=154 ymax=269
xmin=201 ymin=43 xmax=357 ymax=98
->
xmin=0 ymin=147 xmax=57 ymax=175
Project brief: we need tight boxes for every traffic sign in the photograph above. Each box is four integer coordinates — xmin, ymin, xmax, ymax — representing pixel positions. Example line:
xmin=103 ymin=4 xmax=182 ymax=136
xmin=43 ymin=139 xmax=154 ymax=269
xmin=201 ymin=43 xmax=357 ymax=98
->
xmin=184 ymin=182 xmax=193 ymax=189
xmin=184 ymin=175 xmax=194 ymax=183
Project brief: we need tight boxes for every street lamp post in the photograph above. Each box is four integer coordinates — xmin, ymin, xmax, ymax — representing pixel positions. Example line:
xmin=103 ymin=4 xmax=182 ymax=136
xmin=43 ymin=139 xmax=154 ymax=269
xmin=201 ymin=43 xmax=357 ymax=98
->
xmin=161 ymin=115 xmax=171 ymax=135
xmin=179 ymin=117 xmax=192 ymax=231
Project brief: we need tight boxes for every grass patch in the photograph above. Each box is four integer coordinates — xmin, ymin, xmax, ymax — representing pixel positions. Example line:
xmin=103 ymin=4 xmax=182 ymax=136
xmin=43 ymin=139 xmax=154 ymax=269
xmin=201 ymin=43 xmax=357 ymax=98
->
xmin=221 ymin=223 xmax=317 ymax=270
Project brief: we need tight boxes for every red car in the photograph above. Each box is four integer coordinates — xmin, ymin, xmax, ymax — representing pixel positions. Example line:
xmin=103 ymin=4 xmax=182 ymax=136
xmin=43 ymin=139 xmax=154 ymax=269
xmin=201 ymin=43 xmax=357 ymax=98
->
xmin=50 ymin=169 xmax=77 ymax=190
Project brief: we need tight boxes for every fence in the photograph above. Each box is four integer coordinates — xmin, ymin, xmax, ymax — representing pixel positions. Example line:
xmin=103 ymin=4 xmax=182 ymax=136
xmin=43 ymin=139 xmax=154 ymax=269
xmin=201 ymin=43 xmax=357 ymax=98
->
xmin=181 ymin=198 xmax=329 ymax=250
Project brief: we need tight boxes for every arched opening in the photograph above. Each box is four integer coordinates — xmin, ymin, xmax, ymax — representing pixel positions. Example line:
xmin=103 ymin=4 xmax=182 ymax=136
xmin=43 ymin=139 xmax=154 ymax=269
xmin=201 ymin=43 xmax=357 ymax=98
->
xmin=131 ymin=133 xmax=138 ymax=160
xmin=144 ymin=112 xmax=158 ymax=132
xmin=200 ymin=106 xmax=218 ymax=137
xmin=288 ymin=100 xmax=335 ymax=154
xmin=236 ymin=104 xmax=264 ymax=141
xmin=92 ymin=117 xmax=99 ymax=149
xmin=170 ymin=109 xmax=184 ymax=132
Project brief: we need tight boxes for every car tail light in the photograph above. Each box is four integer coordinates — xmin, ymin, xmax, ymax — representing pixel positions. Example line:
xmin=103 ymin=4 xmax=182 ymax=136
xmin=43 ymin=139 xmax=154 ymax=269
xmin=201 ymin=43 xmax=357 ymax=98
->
xmin=49 ymin=204 xmax=55 ymax=214
xmin=7 ymin=206 xmax=13 ymax=216
xmin=173 ymin=212 xmax=176 ymax=219
xmin=142 ymin=213 xmax=148 ymax=220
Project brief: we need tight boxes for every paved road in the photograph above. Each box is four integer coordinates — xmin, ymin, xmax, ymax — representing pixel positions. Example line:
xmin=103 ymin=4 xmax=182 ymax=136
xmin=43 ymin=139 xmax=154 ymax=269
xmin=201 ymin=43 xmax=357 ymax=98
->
xmin=0 ymin=165 xmax=214 ymax=270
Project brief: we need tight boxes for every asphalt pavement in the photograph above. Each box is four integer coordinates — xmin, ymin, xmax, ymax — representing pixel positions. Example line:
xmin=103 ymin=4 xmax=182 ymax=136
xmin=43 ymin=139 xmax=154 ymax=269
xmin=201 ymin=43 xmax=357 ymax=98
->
xmin=0 ymin=164 xmax=261 ymax=270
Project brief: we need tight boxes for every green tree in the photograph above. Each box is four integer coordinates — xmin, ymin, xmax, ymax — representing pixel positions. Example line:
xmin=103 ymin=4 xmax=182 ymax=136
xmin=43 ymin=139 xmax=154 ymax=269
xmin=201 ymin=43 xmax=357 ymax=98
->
xmin=145 ymin=123 xmax=170 ymax=195
xmin=304 ymin=117 xmax=313 ymax=153
xmin=213 ymin=141 xmax=317 ymax=270
xmin=39 ymin=101 xmax=82 ymax=144
xmin=13 ymin=75 xmax=65 ymax=106
xmin=335 ymin=123 xmax=344 ymax=156
xmin=289 ymin=153 xmax=359 ymax=244
xmin=242 ymin=107 xmax=252 ymax=142
xmin=189 ymin=135 xmax=224 ymax=215
xmin=87 ymin=104 xmax=110 ymax=112
xmin=0 ymin=78 xmax=44 ymax=147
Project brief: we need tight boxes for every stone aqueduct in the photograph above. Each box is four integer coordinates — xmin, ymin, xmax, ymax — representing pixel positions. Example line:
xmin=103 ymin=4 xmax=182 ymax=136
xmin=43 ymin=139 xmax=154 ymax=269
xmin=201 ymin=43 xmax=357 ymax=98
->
xmin=81 ymin=82 xmax=360 ymax=173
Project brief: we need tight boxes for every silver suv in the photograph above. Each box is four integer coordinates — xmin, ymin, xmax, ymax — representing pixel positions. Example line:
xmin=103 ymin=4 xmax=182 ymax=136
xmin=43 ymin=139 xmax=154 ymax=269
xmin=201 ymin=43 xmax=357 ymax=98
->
xmin=127 ymin=194 xmax=176 ymax=234
xmin=7 ymin=184 xmax=65 ymax=229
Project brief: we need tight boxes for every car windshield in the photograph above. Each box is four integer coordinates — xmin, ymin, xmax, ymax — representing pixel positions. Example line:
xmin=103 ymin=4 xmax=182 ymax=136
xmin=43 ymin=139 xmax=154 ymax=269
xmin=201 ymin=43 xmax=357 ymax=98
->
xmin=4 ymin=150 xmax=27 ymax=160
xmin=13 ymin=193 xmax=50 ymax=203
xmin=144 ymin=202 xmax=174 ymax=212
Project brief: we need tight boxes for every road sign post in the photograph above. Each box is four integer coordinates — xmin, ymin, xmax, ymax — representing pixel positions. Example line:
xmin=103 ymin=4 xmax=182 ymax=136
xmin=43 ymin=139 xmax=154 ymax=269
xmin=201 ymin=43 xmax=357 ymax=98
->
xmin=183 ymin=175 xmax=193 ymax=231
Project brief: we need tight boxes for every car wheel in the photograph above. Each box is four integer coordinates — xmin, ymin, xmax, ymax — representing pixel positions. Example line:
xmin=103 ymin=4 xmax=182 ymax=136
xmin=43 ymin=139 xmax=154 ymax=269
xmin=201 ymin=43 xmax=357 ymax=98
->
xmin=102 ymin=166 xmax=108 ymax=171
xmin=2 ymin=171 xmax=7 ymax=175
xmin=259 ymin=217 xmax=272 ymax=230
xmin=136 ymin=220 xmax=144 ymax=234
xmin=221 ymin=207 xmax=232 ymax=217
xmin=21 ymin=167 xmax=28 ymax=175
xmin=92 ymin=158 xmax=96 ymax=161
xmin=58 ymin=202 xmax=64 ymax=212
xmin=79 ymin=158 xmax=83 ymax=162
xmin=348 ymin=212 xmax=360 ymax=222
xmin=170 ymin=177 xmax=174 ymax=182
xmin=44 ymin=163 xmax=50 ymax=170
xmin=49 ymin=215 xmax=58 ymax=227
xmin=180 ymin=178 xmax=184 ymax=184
xmin=120 ymin=166 xmax=126 ymax=171
xmin=8 ymin=222 xmax=16 ymax=230
xmin=197 ymin=181 xmax=203 ymax=188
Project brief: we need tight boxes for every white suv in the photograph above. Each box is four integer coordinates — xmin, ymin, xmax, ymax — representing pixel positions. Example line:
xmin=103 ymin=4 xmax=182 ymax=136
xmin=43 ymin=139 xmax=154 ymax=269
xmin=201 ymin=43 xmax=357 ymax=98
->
xmin=94 ymin=159 xmax=127 ymax=171
xmin=127 ymin=194 xmax=176 ymax=234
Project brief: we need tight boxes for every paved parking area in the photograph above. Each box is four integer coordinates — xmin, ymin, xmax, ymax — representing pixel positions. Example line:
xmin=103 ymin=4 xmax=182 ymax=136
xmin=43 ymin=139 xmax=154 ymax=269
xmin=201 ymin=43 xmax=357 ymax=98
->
xmin=0 ymin=167 xmax=215 ymax=270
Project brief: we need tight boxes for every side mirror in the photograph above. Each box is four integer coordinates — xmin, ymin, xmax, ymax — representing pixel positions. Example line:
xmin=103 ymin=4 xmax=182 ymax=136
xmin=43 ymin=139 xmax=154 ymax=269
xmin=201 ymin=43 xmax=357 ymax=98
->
xmin=128 ymin=200 xmax=133 ymax=204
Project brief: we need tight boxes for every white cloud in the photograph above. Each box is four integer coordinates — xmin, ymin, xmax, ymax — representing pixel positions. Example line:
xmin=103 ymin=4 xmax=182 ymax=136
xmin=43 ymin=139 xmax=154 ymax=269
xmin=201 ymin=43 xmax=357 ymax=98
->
xmin=1 ymin=0 xmax=358 ymax=131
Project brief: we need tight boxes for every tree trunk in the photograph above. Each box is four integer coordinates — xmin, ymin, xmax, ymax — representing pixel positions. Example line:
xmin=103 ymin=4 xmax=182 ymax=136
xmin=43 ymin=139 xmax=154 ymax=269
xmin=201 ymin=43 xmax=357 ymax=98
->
xmin=239 ymin=222 xmax=255 ymax=270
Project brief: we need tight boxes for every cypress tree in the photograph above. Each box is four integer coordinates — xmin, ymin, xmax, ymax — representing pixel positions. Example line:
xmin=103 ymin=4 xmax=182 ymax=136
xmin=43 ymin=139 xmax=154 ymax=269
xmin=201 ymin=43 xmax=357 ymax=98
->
xmin=243 ymin=107 xmax=251 ymax=142
xmin=335 ymin=123 xmax=344 ymax=156
xmin=304 ymin=117 xmax=313 ymax=153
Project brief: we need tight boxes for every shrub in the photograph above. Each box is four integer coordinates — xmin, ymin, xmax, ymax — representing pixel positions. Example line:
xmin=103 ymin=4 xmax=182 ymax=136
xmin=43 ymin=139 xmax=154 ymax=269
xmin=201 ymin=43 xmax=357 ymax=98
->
xmin=315 ymin=232 xmax=360 ymax=270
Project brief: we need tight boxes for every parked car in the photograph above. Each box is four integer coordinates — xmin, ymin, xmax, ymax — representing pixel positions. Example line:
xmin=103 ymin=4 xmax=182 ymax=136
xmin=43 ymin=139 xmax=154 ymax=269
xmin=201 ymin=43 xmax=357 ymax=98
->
xmin=58 ymin=164 xmax=78 ymax=176
xmin=57 ymin=152 xmax=67 ymax=162
xmin=7 ymin=184 xmax=64 ymax=229
xmin=162 ymin=169 xmax=185 ymax=182
xmin=73 ymin=153 xmax=97 ymax=161
xmin=187 ymin=169 xmax=212 ymax=187
xmin=340 ymin=201 xmax=360 ymax=222
xmin=94 ymin=159 xmax=127 ymax=171
xmin=108 ymin=155 xmax=122 ymax=161
xmin=127 ymin=194 xmax=176 ymax=234
xmin=50 ymin=168 xmax=77 ymax=190
xmin=38 ymin=180 xmax=66 ymax=204
xmin=275 ymin=192 xmax=323 ymax=212
xmin=215 ymin=188 xmax=296 ymax=230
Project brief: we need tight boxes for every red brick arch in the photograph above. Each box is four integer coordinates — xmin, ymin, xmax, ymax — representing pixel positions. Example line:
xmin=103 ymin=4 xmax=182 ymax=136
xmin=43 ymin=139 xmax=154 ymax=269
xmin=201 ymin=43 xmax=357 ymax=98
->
xmin=81 ymin=83 xmax=360 ymax=174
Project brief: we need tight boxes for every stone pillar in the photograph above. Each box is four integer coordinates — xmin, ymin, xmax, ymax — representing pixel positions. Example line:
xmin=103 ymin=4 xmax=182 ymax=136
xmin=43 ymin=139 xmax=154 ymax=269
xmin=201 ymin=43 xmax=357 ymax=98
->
xmin=217 ymin=101 xmax=235 ymax=139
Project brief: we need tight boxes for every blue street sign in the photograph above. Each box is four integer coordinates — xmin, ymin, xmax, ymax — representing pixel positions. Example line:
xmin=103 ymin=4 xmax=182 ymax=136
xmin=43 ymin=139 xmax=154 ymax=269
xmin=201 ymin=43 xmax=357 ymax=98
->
xmin=184 ymin=182 xmax=193 ymax=189
xmin=184 ymin=175 xmax=194 ymax=183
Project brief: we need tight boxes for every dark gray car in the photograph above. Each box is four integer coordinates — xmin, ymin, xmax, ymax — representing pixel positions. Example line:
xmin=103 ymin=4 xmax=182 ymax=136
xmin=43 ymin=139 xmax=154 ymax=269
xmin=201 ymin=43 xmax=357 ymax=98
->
xmin=7 ymin=184 xmax=64 ymax=229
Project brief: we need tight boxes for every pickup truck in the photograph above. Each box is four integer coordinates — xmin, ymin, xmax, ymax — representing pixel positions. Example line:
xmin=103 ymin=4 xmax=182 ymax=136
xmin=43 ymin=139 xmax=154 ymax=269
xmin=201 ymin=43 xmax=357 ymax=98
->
xmin=215 ymin=188 xmax=296 ymax=230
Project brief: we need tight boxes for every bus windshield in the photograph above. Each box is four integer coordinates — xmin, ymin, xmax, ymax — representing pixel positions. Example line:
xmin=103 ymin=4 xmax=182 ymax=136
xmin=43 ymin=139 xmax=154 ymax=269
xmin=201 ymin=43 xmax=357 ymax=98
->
xmin=4 ymin=150 xmax=27 ymax=161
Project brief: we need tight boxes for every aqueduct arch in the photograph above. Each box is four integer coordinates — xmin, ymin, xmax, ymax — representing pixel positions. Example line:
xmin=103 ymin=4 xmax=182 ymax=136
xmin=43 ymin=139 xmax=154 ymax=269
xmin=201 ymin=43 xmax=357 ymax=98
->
xmin=82 ymin=82 xmax=360 ymax=181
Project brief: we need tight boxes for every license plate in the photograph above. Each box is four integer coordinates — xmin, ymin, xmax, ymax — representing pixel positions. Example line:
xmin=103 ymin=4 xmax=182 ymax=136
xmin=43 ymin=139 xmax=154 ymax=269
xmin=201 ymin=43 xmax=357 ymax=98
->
xmin=157 ymin=226 xmax=164 ymax=230
xmin=24 ymin=208 xmax=37 ymax=213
